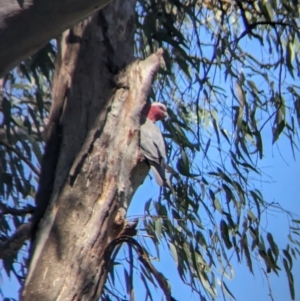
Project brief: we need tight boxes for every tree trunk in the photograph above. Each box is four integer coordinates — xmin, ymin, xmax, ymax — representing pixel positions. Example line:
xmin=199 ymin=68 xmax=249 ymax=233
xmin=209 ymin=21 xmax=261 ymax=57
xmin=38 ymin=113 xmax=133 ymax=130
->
xmin=0 ymin=0 xmax=113 ymax=76
xmin=21 ymin=1 xmax=165 ymax=300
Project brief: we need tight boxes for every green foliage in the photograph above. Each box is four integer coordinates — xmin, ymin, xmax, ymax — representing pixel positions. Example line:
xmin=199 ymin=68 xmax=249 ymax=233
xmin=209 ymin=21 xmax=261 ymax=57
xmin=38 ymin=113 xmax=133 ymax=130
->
xmin=131 ymin=0 xmax=300 ymax=300
xmin=1 ymin=0 xmax=300 ymax=300
xmin=0 ymin=42 xmax=54 ymax=290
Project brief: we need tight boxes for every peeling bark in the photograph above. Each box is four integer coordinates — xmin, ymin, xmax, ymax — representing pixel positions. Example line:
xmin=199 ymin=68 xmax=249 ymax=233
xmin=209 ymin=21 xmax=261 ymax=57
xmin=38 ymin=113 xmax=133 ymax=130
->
xmin=21 ymin=1 xmax=165 ymax=300
xmin=0 ymin=0 xmax=112 ymax=76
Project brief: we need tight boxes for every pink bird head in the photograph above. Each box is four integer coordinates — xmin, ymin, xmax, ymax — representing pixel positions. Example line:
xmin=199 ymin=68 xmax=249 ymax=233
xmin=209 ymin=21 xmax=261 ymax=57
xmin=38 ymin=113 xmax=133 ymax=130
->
xmin=142 ymin=102 xmax=168 ymax=123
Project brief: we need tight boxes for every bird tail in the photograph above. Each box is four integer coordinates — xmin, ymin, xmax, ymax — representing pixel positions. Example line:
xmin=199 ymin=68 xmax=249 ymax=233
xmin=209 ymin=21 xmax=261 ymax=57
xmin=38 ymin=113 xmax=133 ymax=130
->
xmin=150 ymin=162 xmax=173 ymax=190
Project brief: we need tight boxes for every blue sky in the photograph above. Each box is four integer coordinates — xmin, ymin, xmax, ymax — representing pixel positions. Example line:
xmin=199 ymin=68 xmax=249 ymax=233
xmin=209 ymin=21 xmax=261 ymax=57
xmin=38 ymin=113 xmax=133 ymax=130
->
xmin=1 ymin=141 xmax=299 ymax=300
xmin=1 ymin=95 xmax=300 ymax=301
xmin=2 ymin=74 xmax=300 ymax=301
xmin=123 ymin=123 xmax=300 ymax=301
xmin=1 ymin=7 xmax=300 ymax=301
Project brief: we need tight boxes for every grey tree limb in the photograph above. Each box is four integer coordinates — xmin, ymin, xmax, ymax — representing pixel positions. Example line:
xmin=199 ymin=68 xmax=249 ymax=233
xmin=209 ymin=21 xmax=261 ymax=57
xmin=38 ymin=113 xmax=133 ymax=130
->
xmin=0 ymin=222 xmax=32 ymax=260
xmin=0 ymin=0 xmax=112 ymax=76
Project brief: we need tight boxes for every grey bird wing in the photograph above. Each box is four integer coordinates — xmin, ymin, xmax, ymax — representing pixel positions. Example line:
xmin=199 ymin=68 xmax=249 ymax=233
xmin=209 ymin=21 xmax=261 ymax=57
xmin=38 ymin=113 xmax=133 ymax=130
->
xmin=140 ymin=118 xmax=170 ymax=187
xmin=140 ymin=118 xmax=166 ymax=164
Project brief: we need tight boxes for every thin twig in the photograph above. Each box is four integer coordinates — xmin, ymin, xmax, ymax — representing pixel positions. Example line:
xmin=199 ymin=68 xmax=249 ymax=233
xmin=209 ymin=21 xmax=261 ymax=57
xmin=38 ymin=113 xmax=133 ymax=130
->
xmin=0 ymin=222 xmax=32 ymax=260
xmin=260 ymin=264 xmax=275 ymax=301
xmin=0 ymin=203 xmax=35 ymax=217
xmin=104 ymin=236 xmax=177 ymax=301
xmin=0 ymin=140 xmax=40 ymax=176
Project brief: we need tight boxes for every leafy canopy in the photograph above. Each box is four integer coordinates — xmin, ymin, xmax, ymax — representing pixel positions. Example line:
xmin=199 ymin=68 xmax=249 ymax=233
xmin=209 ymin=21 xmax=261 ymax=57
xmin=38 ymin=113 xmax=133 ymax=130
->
xmin=0 ymin=0 xmax=300 ymax=300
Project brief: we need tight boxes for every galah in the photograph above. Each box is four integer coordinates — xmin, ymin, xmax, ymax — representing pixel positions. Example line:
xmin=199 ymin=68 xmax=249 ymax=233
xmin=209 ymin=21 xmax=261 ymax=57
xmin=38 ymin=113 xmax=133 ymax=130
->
xmin=140 ymin=102 xmax=172 ymax=188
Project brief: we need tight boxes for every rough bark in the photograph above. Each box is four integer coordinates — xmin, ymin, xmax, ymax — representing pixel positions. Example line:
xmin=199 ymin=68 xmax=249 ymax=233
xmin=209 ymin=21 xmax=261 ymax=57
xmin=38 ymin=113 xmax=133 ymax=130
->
xmin=0 ymin=0 xmax=113 ymax=77
xmin=21 ymin=1 xmax=165 ymax=300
